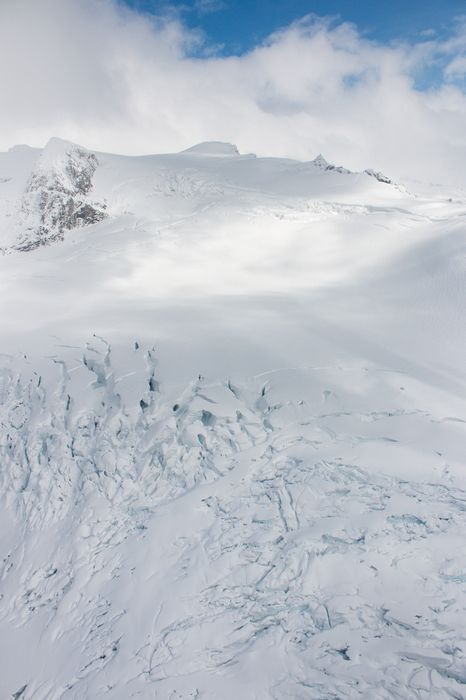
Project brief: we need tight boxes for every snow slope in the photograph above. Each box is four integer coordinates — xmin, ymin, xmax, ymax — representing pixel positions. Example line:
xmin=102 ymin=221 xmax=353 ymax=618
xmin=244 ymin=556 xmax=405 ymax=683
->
xmin=0 ymin=138 xmax=466 ymax=699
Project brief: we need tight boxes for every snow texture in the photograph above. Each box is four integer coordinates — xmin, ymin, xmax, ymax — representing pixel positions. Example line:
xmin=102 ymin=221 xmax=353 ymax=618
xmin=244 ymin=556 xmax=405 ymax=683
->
xmin=0 ymin=139 xmax=465 ymax=699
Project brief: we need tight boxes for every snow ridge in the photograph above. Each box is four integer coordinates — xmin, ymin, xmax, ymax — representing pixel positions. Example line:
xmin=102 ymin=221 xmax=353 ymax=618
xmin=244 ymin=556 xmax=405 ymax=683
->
xmin=182 ymin=141 xmax=241 ymax=156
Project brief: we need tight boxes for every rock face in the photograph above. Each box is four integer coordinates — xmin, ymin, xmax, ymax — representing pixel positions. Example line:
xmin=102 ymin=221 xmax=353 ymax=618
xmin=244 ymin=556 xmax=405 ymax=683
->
xmin=312 ymin=153 xmax=351 ymax=174
xmin=364 ymin=167 xmax=409 ymax=193
xmin=15 ymin=138 xmax=106 ymax=251
xmin=364 ymin=167 xmax=393 ymax=185
xmin=313 ymin=155 xmax=398 ymax=184
xmin=312 ymin=155 xmax=404 ymax=190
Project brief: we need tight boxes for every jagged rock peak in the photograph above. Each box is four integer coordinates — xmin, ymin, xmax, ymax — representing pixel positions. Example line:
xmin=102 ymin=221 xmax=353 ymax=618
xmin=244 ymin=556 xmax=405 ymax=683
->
xmin=313 ymin=153 xmax=330 ymax=168
xmin=312 ymin=153 xmax=351 ymax=174
xmin=14 ymin=138 xmax=107 ymax=252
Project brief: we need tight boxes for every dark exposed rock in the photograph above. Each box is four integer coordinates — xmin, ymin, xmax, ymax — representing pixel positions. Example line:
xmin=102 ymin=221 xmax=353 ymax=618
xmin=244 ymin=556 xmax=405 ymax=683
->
xmin=15 ymin=139 xmax=107 ymax=251
xmin=313 ymin=154 xmax=351 ymax=174
xmin=364 ymin=168 xmax=393 ymax=185
xmin=312 ymin=154 xmax=404 ymax=191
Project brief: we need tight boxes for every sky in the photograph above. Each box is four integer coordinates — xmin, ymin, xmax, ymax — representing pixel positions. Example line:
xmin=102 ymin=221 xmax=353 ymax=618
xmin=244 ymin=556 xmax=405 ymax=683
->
xmin=1 ymin=0 xmax=466 ymax=186
xmin=126 ymin=0 xmax=466 ymax=54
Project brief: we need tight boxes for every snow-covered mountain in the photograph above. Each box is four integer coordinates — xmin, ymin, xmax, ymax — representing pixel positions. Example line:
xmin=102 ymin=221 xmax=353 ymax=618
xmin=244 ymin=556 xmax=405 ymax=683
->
xmin=0 ymin=137 xmax=403 ymax=253
xmin=0 ymin=138 xmax=466 ymax=699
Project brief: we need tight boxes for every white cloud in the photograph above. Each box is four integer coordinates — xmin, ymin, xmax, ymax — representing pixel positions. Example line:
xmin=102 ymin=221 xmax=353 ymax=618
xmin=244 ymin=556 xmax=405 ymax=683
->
xmin=445 ymin=55 xmax=466 ymax=80
xmin=1 ymin=0 xmax=466 ymax=186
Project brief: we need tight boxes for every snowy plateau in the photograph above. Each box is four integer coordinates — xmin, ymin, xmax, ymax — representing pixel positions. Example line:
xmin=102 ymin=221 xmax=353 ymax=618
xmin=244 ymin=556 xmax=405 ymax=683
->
xmin=0 ymin=137 xmax=466 ymax=699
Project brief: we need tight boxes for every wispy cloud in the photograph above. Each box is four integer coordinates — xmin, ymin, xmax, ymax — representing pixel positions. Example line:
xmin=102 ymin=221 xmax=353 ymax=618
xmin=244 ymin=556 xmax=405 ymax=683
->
xmin=194 ymin=0 xmax=226 ymax=15
xmin=1 ymin=0 xmax=466 ymax=186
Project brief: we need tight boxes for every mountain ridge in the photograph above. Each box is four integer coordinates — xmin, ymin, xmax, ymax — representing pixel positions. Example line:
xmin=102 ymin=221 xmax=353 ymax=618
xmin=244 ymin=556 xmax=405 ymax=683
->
xmin=0 ymin=136 xmax=403 ymax=253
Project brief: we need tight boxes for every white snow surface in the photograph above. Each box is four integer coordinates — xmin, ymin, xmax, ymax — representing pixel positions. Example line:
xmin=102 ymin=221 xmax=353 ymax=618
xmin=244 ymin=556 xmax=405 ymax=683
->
xmin=0 ymin=138 xmax=466 ymax=699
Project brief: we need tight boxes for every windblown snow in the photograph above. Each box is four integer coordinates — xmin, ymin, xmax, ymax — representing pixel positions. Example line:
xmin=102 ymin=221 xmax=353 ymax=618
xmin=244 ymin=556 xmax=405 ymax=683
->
xmin=0 ymin=138 xmax=465 ymax=699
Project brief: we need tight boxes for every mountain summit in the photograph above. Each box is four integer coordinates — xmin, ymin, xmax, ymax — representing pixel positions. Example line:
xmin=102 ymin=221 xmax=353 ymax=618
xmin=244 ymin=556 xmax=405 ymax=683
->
xmin=181 ymin=141 xmax=241 ymax=155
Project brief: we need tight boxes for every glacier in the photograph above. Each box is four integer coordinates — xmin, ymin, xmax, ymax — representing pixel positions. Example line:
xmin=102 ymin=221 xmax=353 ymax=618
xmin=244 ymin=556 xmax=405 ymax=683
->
xmin=0 ymin=138 xmax=465 ymax=699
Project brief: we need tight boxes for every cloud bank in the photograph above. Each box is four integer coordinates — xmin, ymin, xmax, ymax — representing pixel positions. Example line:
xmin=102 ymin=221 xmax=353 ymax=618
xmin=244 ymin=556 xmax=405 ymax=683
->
xmin=2 ymin=0 xmax=466 ymax=186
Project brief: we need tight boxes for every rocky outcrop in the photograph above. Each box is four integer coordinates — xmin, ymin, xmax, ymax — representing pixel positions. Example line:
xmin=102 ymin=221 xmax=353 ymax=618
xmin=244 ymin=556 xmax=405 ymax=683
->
xmin=312 ymin=154 xmax=404 ymax=190
xmin=364 ymin=167 xmax=393 ymax=185
xmin=15 ymin=138 xmax=106 ymax=251
xmin=312 ymin=153 xmax=351 ymax=174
